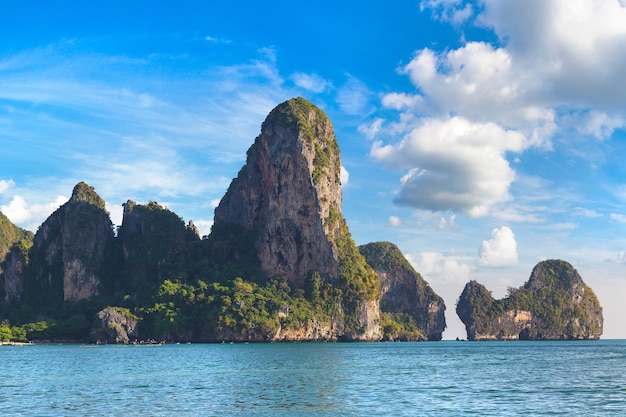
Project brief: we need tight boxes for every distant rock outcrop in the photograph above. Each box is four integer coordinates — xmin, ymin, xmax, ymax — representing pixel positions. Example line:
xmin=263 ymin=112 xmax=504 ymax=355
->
xmin=25 ymin=182 xmax=114 ymax=304
xmin=456 ymin=259 xmax=603 ymax=340
xmin=359 ymin=242 xmax=446 ymax=341
xmin=95 ymin=307 xmax=139 ymax=344
xmin=213 ymin=97 xmax=381 ymax=341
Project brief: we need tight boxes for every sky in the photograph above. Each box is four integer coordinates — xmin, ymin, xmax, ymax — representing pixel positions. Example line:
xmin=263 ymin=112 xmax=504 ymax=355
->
xmin=2 ymin=0 xmax=626 ymax=339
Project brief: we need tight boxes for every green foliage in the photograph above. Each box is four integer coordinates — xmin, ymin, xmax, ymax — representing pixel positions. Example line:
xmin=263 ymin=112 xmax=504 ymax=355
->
xmin=0 ymin=319 xmax=12 ymax=342
xmin=69 ymin=181 xmax=107 ymax=210
xmin=380 ymin=313 xmax=426 ymax=342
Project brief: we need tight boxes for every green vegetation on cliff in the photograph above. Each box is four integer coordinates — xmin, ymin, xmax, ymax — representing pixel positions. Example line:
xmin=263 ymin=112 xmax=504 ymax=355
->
xmin=359 ymin=241 xmax=446 ymax=341
xmin=0 ymin=211 xmax=33 ymax=267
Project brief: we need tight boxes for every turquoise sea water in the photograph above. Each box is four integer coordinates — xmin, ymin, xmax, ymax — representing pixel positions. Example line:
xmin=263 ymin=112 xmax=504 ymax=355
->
xmin=1 ymin=340 xmax=625 ymax=416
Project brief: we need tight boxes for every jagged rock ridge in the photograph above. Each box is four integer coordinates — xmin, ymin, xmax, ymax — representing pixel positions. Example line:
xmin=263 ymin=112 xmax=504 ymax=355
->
xmin=456 ymin=259 xmax=603 ymax=340
xmin=359 ymin=241 xmax=446 ymax=341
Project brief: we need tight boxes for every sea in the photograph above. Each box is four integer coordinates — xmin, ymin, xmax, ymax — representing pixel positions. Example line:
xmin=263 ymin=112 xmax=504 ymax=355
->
xmin=1 ymin=340 xmax=625 ymax=416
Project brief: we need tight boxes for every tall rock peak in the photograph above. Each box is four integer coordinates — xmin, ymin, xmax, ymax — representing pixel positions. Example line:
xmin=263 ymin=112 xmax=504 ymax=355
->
xmin=70 ymin=181 xmax=107 ymax=210
xmin=26 ymin=182 xmax=114 ymax=303
xmin=213 ymin=97 xmax=380 ymax=340
xmin=214 ymin=97 xmax=346 ymax=287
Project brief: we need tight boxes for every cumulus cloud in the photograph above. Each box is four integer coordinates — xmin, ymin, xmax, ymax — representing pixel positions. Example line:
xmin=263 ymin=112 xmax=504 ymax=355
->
xmin=291 ymin=72 xmax=332 ymax=93
xmin=478 ymin=226 xmax=518 ymax=267
xmin=1 ymin=194 xmax=68 ymax=231
xmin=372 ymin=0 xmax=626 ymax=217
xmin=477 ymin=0 xmax=626 ymax=116
xmin=371 ymin=116 xmax=525 ymax=217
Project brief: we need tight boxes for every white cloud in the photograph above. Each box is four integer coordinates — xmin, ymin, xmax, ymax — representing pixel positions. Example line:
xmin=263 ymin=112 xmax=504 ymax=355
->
xmin=476 ymin=0 xmax=626 ymax=115
xmin=371 ymin=116 xmax=525 ymax=216
xmin=398 ymin=43 xmax=555 ymax=141
xmin=437 ymin=213 xmax=456 ymax=230
xmin=358 ymin=118 xmax=383 ymax=140
xmin=340 ymin=165 xmax=349 ymax=187
xmin=290 ymin=72 xmax=332 ymax=93
xmin=420 ymin=0 xmax=474 ymax=25
xmin=1 ymin=194 xmax=68 ymax=231
xmin=610 ymin=213 xmax=626 ymax=223
xmin=0 ymin=179 xmax=15 ymax=194
xmin=607 ymin=251 xmax=626 ymax=263
xmin=374 ymin=0 xmax=626 ymax=220
xmin=205 ymin=35 xmax=231 ymax=44
xmin=478 ymin=226 xmax=518 ymax=267
xmin=105 ymin=201 xmax=123 ymax=228
xmin=193 ymin=219 xmax=214 ymax=238
xmin=389 ymin=216 xmax=402 ymax=227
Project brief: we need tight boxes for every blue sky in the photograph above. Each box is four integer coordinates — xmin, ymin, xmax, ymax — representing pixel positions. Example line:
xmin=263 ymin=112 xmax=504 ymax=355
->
xmin=2 ymin=0 xmax=626 ymax=339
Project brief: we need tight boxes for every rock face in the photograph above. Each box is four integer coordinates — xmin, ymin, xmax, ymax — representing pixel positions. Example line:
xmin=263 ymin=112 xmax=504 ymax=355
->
xmin=2 ymin=242 xmax=30 ymax=303
xmin=213 ymin=97 xmax=381 ymax=341
xmin=25 ymin=182 xmax=115 ymax=304
xmin=96 ymin=307 xmax=139 ymax=344
xmin=117 ymin=200 xmax=194 ymax=292
xmin=359 ymin=242 xmax=446 ymax=340
xmin=456 ymin=259 xmax=603 ymax=340
xmin=215 ymin=97 xmax=343 ymax=287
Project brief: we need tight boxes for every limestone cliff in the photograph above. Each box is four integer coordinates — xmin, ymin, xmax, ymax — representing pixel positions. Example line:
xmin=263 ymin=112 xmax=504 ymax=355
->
xmin=94 ymin=307 xmax=139 ymax=344
xmin=117 ymin=200 xmax=195 ymax=292
xmin=456 ymin=259 xmax=603 ymax=340
xmin=212 ymin=97 xmax=381 ymax=341
xmin=24 ymin=182 xmax=115 ymax=304
xmin=359 ymin=242 xmax=446 ymax=341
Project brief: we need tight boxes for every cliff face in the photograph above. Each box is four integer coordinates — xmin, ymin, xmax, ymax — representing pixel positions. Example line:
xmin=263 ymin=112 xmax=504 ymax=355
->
xmin=359 ymin=242 xmax=446 ymax=341
xmin=25 ymin=182 xmax=114 ymax=304
xmin=214 ymin=97 xmax=342 ymax=287
xmin=213 ymin=97 xmax=381 ymax=341
xmin=456 ymin=260 xmax=603 ymax=340
xmin=117 ymin=200 xmax=194 ymax=292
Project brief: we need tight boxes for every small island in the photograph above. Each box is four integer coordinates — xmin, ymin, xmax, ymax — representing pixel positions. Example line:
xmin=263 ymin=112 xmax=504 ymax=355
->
xmin=456 ymin=259 xmax=603 ymax=340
